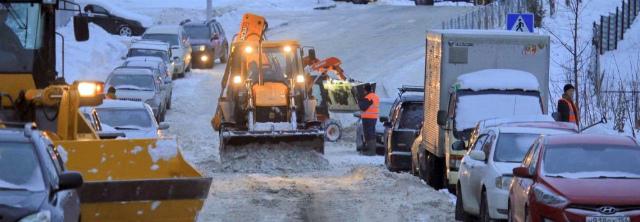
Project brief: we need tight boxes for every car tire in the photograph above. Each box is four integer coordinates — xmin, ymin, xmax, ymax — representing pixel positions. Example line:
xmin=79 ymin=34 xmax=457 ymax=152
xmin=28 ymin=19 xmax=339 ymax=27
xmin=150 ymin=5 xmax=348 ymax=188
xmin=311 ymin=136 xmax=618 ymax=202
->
xmin=417 ymin=147 xmax=429 ymax=181
xmin=220 ymin=45 xmax=228 ymax=63
xmin=425 ymin=152 xmax=444 ymax=189
xmin=167 ymin=94 xmax=172 ymax=110
xmin=118 ymin=25 xmax=133 ymax=37
xmin=384 ymin=145 xmax=397 ymax=172
xmin=455 ymin=183 xmax=474 ymax=222
xmin=414 ymin=0 xmax=434 ymax=5
xmin=480 ymin=190 xmax=491 ymax=222
xmin=324 ymin=120 xmax=342 ymax=142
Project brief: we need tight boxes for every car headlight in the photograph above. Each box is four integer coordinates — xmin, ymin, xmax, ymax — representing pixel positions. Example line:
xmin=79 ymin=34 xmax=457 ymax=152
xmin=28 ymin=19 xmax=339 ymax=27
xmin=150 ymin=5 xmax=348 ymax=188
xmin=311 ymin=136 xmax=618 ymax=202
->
xmin=145 ymin=98 xmax=157 ymax=106
xmin=533 ymin=185 xmax=568 ymax=207
xmin=199 ymin=45 xmax=206 ymax=51
xmin=19 ymin=211 xmax=51 ymax=222
xmin=200 ymin=55 xmax=209 ymax=62
xmin=495 ymin=175 xmax=513 ymax=190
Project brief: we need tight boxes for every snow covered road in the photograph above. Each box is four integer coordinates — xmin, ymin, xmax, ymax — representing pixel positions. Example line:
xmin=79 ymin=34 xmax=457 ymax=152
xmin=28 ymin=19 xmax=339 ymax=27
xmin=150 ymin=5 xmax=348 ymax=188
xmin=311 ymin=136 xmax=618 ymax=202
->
xmin=156 ymin=4 xmax=471 ymax=221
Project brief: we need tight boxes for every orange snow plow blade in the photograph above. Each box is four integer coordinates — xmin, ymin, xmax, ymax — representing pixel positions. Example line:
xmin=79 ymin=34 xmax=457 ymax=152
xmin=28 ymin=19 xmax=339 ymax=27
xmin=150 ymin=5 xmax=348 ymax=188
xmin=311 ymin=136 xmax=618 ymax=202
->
xmin=54 ymin=138 xmax=211 ymax=222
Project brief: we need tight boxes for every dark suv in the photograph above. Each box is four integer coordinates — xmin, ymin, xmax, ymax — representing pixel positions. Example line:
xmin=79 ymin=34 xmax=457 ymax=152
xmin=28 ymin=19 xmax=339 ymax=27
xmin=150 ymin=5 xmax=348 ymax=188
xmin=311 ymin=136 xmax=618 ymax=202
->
xmin=0 ymin=123 xmax=84 ymax=222
xmin=380 ymin=86 xmax=424 ymax=171
xmin=181 ymin=19 xmax=229 ymax=69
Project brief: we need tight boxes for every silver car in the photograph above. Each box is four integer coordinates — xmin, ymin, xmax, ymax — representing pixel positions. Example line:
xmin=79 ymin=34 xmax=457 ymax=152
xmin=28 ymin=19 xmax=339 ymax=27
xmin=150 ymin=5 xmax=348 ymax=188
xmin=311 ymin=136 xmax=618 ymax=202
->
xmin=121 ymin=58 xmax=173 ymax=110
xmin=81 ymin=100 xmax=169 ymax=139
xmin=105 ymin=67 xmax=167 ymax=121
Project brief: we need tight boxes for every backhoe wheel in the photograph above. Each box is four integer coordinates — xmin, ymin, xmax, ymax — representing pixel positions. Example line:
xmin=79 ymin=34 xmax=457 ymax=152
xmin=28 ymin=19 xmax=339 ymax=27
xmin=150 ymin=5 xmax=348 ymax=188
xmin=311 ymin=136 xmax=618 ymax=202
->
xmin=324 ymin=120 xmax=342 ymax=142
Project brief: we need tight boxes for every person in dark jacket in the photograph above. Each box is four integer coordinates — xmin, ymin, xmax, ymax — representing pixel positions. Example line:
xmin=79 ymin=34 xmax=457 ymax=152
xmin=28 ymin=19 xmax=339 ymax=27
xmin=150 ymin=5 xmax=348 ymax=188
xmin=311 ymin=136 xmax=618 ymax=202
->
xmin=358 ymin=84 xmax=379 ymax=156
xmin=557 ymin=84 xmax=578 ymax=125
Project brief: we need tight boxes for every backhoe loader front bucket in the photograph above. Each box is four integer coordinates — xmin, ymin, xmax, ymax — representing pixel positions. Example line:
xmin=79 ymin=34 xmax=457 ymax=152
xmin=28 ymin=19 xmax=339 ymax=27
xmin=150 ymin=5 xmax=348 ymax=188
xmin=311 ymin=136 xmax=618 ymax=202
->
xmin=54 ymin=138 xmax=211 ymax=222
xmin=219 ymin=128 xmax=325 ymax=161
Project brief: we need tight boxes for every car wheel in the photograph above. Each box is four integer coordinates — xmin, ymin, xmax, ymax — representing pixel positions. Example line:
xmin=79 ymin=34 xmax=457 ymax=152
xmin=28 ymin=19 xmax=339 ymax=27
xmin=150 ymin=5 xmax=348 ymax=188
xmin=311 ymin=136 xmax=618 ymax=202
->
xmin=455 ymin=183 xmax=474 ymax=222
xmin=324 ymin=120 xmax=342 ymax=142
xmin=480 ymin=190 xmax=491 ymax=222
xmin=118 ymin=25 xmax=133 ymax=37
xmin=417 ymin=147 xmax=429 ymax=180
xmin=220 ymin=46 xmax=228 ymax=63
xmin=384 ymin=145 xmax=397 ymax=172
xmin=425 ymin=152 xmax=444 ymax=189
xmin=167 ymin=94 xmax=172 ymax=110
xmin=414 ymin=0 xmax=434 ymax=5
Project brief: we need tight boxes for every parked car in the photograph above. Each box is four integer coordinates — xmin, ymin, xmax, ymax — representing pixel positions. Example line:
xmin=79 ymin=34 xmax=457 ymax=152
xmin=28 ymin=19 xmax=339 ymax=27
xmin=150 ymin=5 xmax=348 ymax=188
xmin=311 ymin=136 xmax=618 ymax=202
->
xmin=355 ymin=97 xmax=394 ymax=155
xmin=142 ymin=25 xmax=192 ymax=78
xmin=82 ymin=100 xmax=169 ymax=139
xmin=181 ymin=19 xmax=228 ymax=69
xmin=82 ymin=1 xmax=152 ymax=36
xmin=125 ymin=40 xmax=176 ymax=79
xmin=121 ymin=59 xmax=173 ymax=109
xmin=380 ymin=86 xmax=424 ymax=171
xmin=455 ymin=122 xmax=575 ymax=221
xmin=105 ymin=67 xmax=168 ymax=121
xmin=0 ymin=124 xmax=83 ymax=222
xmin=508 ymin=134 xmax=640 ymax=222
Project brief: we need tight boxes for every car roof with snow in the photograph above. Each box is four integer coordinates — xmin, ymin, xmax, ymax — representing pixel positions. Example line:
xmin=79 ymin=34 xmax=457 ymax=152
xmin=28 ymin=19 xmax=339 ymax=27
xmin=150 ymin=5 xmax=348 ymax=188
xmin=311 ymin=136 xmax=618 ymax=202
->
xmin=453 ymin=69 xmax=540 ymax=91
xmin=125 ymin=56 xmax=164 ymax=63
xmin=96 ymin=100 xmax=151 ymax=110
xmin=0 ymin=126 xmax=30 ymax=142
xmin=112 ymin=67 xmax=155 ymax=76
xmin=144 ymin=25 xmax=182 ymax=34
xmin=476 ymin=115 xmax=555 ymax=129
xmin=130 ymin=41 xmax=170 ymax=51
xmin=123 ymin=58 xmax=163 ymax=68
xmin=544 ymin=134 xmax=638 ymax=146
xmin=488 ymin=125 xmax=574 ymax=136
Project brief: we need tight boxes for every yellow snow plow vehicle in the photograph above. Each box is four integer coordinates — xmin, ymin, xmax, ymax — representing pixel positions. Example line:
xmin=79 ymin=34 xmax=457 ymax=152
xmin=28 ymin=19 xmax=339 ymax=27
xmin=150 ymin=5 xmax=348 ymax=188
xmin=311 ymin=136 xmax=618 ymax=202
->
xmin=0 ymin=1 xmax=210 ymax=221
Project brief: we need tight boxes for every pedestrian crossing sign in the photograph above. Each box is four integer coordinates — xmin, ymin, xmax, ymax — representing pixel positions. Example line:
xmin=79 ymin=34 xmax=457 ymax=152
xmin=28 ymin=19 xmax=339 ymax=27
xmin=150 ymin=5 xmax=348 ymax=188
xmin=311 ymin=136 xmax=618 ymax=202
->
xmin=507 ymin=13 xmax=534 ymax=33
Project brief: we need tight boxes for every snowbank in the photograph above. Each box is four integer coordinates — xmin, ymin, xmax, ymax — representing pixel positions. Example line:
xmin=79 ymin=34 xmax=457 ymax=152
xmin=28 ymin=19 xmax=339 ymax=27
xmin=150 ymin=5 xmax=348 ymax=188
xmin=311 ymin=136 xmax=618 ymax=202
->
xmin=147 ymin=139 xmax=179 ymax=162
xmin=455 ymin=69 xmax=540 ymax=91
xmin=78 ymin=0 xmax=154 ymax=27
xmin=600 ymin=19 xmax=640 ymax=83
xmin=56 ymin=23 xmax=129 ymax=83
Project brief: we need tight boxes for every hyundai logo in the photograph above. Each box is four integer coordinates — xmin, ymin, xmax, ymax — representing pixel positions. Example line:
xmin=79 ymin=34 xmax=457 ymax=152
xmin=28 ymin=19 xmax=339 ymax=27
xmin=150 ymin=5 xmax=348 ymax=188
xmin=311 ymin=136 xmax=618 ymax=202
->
xmin=598 ymin=206 xmax=617 ymax=215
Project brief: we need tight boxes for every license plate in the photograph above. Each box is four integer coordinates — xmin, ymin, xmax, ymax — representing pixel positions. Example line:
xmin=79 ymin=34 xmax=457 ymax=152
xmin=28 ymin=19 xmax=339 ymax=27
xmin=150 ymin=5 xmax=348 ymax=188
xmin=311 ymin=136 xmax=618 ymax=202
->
xmin=586 ymin=216 xmax=630 ymax=222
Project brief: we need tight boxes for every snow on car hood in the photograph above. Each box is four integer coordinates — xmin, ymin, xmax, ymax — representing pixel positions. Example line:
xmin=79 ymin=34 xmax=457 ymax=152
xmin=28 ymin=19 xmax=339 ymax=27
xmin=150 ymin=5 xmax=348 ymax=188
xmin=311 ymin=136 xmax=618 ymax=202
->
xmin=493 ymin=162 xmax=520 ymax=175
xmin=121 ymin=129 xmax=158 ymax=139
xmin=0 ymin=190 xmax=46 ymax=211
xmin=114 ymin=90 xmax=155 ymax=101
xmin=79 ymin=0 xmax=154 ymax=27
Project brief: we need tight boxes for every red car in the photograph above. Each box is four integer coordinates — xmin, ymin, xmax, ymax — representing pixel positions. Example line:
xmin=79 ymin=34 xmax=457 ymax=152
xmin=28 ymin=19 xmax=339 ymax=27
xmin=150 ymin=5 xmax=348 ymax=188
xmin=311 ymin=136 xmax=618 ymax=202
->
xmin=508 ymin=134 xmax=640 ymax=222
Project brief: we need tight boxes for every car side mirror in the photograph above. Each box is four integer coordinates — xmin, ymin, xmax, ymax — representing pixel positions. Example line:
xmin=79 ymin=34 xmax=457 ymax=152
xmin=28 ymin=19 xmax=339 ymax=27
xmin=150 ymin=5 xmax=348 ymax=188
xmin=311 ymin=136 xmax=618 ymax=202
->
xmin=513 ymin=166 xmax=533 ymax=179
xmin=469 ymin=150 xmax=486 ymax=161
xmin=73 ymin=15 xmax=90 ymax=42
xmin=452 ymin=140 xmax=466 ymax=151
xmin=379 ymin=116 xmax=389 ymax=123
xmin=158 ymin=122 xmax=170 ymax=130
xmin=437 ymin=110 xmax=447 ymax=126
xmin=58 ymin=171 xmax=83 ymax=191
xmin=353 ymin=112 xmax=361 ymax=118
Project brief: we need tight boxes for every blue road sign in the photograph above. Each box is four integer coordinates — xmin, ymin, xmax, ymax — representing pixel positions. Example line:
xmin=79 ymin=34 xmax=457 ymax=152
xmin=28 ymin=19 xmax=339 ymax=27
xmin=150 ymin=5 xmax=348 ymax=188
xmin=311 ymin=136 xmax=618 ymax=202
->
xmin=507 ymin=13 xmax=534 ymax=33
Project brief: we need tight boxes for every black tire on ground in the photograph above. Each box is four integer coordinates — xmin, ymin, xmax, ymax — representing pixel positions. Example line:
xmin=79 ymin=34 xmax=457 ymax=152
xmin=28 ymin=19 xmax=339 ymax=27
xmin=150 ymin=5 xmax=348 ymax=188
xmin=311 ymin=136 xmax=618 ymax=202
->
xmin=479 ymin=190 xmax=491 ymax=222
xmin=158 ymin=109 xmax=166 ymax=122
xmin=417 ymin=147 xmax=429 ymax=180
xmin=220 ymin=46 xmax=228 ymax=63
xmin=384 ymin=146 xmax=398 ymax=172
xmin=324 ymin=120 xmax=342 ymax=142
xmin=179 ymin=72 xmax=186 ymax=78
xmin=455 ymin=183 xmax=475 ymax=222
xmin=118 ymin=25 xmax=133 ymax=37
xmin=186 ymin=63 xmax=192 ymax=72
xmin=425 ymin=152 xmax=444 ymax=189
xmin=166 ymin=93 xmax=172 ymax=110
xmin=414 ymin=0 xmax=435 ymax=5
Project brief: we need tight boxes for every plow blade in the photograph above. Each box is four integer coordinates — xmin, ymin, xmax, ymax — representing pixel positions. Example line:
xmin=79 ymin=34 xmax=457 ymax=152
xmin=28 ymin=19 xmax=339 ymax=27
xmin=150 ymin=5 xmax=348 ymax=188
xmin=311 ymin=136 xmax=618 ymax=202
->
xmin=220 ymin=129 xmax=325 ymax=154
xmin=54 ymin=138 xmax=211 ymax=222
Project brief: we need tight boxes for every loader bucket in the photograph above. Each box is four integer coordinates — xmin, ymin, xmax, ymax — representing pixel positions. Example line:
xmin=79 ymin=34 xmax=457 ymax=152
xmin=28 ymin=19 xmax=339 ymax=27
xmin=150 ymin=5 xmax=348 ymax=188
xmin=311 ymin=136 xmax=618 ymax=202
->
xmin=54 ymin=138 xmax=211 ymax=222
xmin=219 ymin=129 xmax=325 ymax=158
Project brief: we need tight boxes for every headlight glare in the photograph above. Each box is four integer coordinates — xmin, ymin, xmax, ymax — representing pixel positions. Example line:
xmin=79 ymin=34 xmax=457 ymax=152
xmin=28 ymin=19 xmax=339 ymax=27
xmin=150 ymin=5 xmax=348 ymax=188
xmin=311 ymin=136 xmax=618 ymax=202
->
xmin=200 ymin=55 xmax=209 ymax=62
xmin=296 ymin=74 xmax=305 ymax=83
xmin=199 ymin=45 xmax=206 ymax=51
xmin=233 ymin=76 xmax=242 ymax=84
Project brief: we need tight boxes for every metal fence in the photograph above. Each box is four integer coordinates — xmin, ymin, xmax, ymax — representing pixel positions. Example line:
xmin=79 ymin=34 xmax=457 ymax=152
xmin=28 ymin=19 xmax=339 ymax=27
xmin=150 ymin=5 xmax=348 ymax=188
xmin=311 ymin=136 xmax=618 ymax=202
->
xmin=441 ymin=0 xmax=529 ymax=29
xmin=593 ymin=0 xmax=640 ymax=55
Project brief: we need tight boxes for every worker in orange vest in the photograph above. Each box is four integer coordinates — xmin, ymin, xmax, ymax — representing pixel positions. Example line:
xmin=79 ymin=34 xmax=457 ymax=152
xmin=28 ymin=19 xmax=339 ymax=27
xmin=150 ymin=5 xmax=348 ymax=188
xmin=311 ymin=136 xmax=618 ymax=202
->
xmin=359 ymin=84 xmax=379 ymax=156
xmin=557 ymin=84 xmax=579 ymax=125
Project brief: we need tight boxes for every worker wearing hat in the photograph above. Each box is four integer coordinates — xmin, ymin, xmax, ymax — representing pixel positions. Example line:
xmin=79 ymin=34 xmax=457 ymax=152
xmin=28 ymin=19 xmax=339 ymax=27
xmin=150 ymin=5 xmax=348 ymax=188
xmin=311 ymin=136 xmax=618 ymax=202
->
xmin=557 ymin=84 xmax=578 ymax=125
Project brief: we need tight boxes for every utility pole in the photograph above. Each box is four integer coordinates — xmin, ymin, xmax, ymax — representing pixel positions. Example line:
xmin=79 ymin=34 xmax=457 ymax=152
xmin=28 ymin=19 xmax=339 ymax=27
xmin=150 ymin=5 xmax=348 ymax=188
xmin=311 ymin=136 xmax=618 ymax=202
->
xmin=206 ymin=0 xmax=212 ymax=20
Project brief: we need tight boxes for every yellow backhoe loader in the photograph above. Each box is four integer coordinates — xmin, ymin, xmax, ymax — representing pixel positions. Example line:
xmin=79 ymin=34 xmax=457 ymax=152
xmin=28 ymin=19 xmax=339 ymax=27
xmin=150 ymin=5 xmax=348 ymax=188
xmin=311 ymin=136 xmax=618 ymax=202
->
xmin=0 ymin=1 xmax=210 ymax=221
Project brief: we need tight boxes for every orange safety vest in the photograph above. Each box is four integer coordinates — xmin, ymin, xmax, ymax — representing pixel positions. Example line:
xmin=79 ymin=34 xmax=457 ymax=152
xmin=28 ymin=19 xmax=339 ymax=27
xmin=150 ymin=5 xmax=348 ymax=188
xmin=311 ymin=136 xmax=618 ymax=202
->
xmin=560 ymin=98 xmax=578 ymax=123
xmin=362 ymin=93 xmax=380 ymax=119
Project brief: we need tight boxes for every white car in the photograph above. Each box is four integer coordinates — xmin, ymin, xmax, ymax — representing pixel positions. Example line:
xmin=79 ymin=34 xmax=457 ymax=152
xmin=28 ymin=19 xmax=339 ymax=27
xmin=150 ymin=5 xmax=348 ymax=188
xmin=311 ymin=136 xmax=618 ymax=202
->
xmin=125 ymin=40 xmax=176 ymax=78
xmin=142 ymin=25 xmax=192 ymax=78
xmin=82 ymin=100 xmax=168 ymax=139
xmin=105 ymin=67 xmax=167 ymax=121
xmin=456 ymin=122 xmax=576 ymax=221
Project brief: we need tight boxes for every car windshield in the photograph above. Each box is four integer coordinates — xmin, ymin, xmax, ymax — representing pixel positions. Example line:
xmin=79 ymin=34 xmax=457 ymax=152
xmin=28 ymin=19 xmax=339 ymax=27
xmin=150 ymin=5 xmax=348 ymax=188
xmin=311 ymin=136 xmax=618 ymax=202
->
xmin=398 ymin=102 xmax=423 ymax=129
xmin=0 ymin=3 xmax=43 ymax=73
xmin=543 ymin=145 xmax=640 ymax=179
xmin=247 ymin=47 xmax=300 ymax=83
xmin=379 ymin=101 xmax=393 ymax=118
xmin=184 ymin=25 xmax=210 ymax=39
xmin=0 ymin=142 xmax=45 ymax=192
xmin=107 ymin=74 xmax=155 ymax=91
xmin=494 ymin=133 xmax=539 ymax=162
xmin=128 ymin=49 xmax=168 ymax=61
xmin=142 ymin=33 xmax=178 ymax=46
xmin=97 ymin=108 xmax=153 ymax=129
xmin=455 ymin=93 xmax=542 ymax=131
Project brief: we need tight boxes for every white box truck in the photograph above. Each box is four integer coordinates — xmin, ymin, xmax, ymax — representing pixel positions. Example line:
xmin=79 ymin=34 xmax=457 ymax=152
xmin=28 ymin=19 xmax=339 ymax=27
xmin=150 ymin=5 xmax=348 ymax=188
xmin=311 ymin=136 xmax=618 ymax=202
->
xmin=415 ymin=30 xmax=550 ymax=191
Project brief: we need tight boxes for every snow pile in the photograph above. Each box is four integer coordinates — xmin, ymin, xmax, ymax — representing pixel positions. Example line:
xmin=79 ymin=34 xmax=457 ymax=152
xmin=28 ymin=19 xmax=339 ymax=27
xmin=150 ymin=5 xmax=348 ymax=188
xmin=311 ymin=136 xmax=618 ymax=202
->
xmin=56 ymin=23 xmax=129 ymax=83
xmin=454 ymin=69 xmax=540 ymax=91
xmin=455 ymin=94 xmax=543 ymax=130
xmin=220 ymin=142 xmax=330 ymax=174
xmin=600 ymin=19 xmax=640 ymax=83
xmin=78 ymin=0 xmax=154 ymax=27
xmin=147 ymin=139 xmax=179 ymax=162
